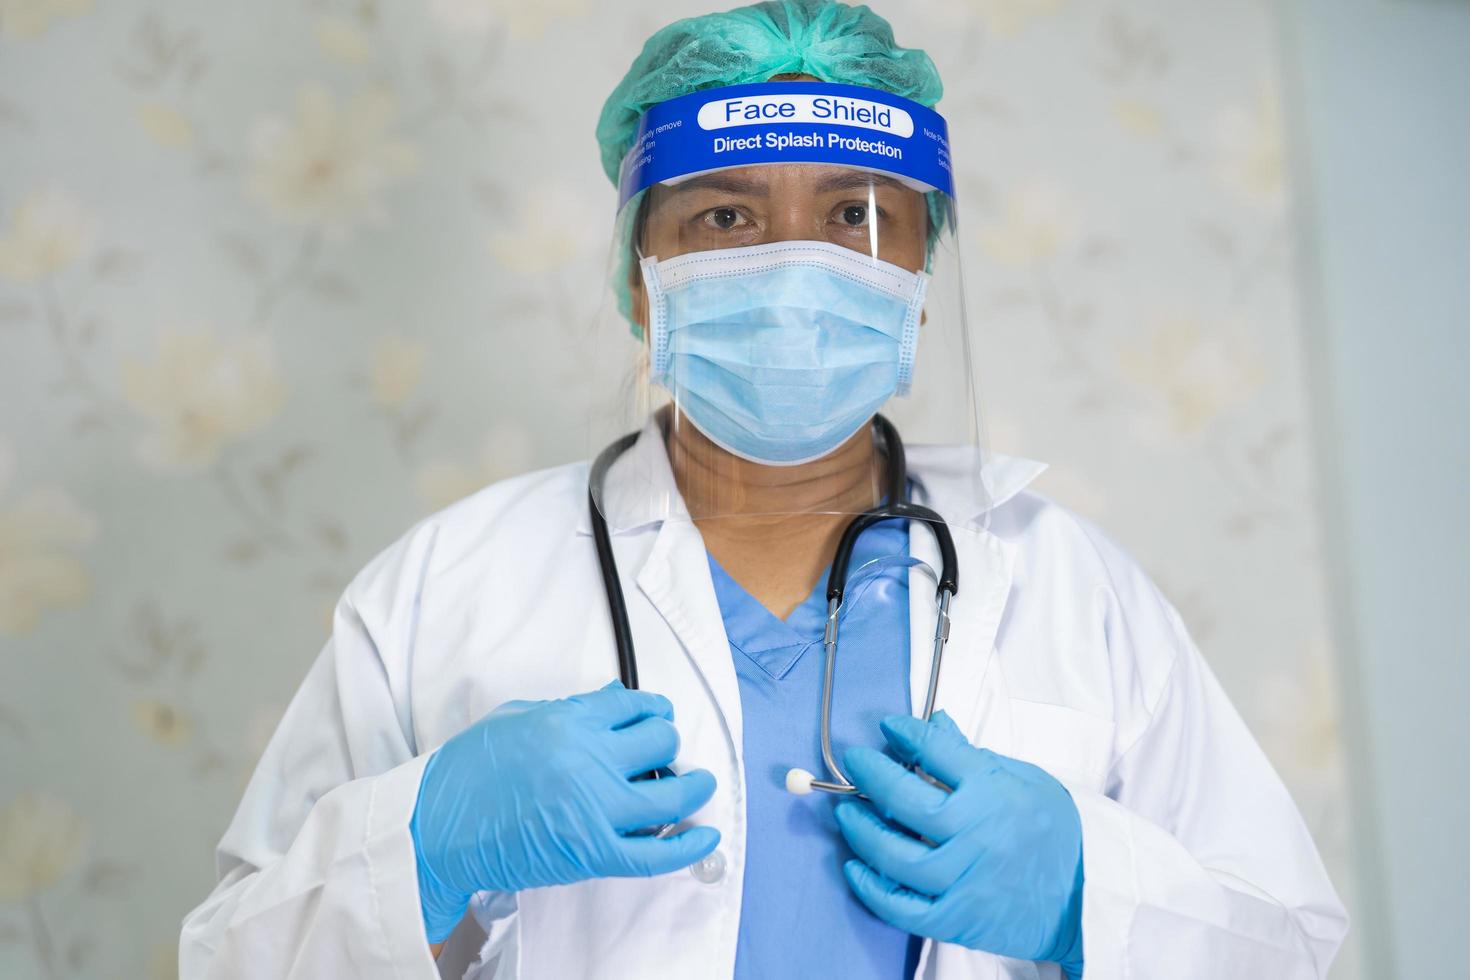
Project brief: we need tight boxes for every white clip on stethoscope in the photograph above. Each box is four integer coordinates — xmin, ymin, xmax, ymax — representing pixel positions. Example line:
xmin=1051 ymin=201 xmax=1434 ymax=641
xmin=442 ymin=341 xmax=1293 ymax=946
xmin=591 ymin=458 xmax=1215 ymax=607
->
xmin=587 ymin=415 xmax=959 ymax=831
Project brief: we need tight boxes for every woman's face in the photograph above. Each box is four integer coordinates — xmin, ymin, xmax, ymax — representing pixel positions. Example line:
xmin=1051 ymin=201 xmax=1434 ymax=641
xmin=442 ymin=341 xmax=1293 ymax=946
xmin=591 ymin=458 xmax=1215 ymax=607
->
xmin=628 ymin=163 xmax=928 ymax=327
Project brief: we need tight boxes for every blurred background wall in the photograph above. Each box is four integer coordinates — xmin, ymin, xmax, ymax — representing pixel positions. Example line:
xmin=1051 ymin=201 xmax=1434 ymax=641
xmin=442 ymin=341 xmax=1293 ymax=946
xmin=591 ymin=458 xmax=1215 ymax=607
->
xmin=0 ymin=0 xmax=1461 ymax=977
xmin=1282 ymin=0 xmax=1470 ymax=977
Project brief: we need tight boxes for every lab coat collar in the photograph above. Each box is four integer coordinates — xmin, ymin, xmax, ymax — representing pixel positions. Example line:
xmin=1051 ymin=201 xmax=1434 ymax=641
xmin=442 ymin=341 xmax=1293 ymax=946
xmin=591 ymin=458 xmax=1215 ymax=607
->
xmin=573 ymin=414 xmax=1048 ymax=537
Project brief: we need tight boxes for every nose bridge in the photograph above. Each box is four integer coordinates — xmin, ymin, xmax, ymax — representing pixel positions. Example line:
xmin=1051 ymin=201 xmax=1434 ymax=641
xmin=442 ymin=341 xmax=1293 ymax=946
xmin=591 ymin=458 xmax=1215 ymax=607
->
xmin=765 ymin=188 xmax=817 ymax=243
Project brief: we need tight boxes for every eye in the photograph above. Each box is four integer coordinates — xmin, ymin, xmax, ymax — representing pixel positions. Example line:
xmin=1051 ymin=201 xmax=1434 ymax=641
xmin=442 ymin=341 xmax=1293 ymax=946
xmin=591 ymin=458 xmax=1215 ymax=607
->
xmin=705 ymin=207 xmax=742 ymax=230
xmin=840 ymin=204 xmax=868 ymax=227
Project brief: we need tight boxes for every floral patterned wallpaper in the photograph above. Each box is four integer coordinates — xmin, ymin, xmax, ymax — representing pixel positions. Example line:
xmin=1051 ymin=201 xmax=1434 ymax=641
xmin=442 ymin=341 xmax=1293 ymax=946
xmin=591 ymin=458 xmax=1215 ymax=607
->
xmin=0 ymin=1 xmax=1361 ymax=977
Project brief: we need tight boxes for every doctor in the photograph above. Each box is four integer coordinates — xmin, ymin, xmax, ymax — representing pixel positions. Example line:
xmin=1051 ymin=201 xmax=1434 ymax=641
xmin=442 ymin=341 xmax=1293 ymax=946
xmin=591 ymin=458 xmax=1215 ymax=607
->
xmin=180 ymin=2 xmax=1348 ymax=978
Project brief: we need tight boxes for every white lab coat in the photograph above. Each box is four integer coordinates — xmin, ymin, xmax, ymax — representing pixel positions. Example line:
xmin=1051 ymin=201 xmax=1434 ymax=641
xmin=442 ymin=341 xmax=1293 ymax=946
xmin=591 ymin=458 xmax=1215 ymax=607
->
xmin=180 ymin=419 xmax=1348 ymax=979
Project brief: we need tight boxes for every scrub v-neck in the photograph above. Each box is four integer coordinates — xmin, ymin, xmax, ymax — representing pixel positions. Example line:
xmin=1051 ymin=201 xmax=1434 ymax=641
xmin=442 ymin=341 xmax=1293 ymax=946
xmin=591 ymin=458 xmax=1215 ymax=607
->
xmin=705 ymin=517 xmax=921 ymax=980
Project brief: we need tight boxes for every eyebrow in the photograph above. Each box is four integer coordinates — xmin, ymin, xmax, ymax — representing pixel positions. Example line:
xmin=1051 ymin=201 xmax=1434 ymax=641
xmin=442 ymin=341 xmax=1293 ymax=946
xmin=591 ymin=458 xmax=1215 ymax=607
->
xmin=812 ymin=171 xmax=913 ymax=195
xmin=663 ymin=174 xmax=770 ymax=197
xmin=660 ymin=169 xmax=914 ymax=198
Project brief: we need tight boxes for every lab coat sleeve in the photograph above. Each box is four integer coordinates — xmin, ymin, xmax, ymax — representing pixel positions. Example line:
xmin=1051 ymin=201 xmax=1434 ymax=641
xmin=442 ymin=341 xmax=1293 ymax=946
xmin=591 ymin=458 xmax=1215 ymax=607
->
xmin=179 ymin=541 xmax=442 ymax=979
xmin=1065 ymin=591 xmax=1349 ymax=978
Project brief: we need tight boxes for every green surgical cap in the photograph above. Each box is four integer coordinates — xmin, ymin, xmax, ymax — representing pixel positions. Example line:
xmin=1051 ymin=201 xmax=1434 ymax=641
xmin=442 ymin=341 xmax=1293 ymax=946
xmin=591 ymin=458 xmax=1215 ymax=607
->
xmin=596 ymin=0 xmax=943 ymax=185
xmin=597 ymin=0 xmax=945 ymax=332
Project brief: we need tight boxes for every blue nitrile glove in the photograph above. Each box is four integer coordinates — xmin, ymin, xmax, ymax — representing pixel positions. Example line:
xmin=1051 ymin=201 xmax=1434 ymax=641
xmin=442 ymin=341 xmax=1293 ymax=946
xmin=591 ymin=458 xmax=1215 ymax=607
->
xmin=834 ymin=710 xmax=1084 ymax=979
xmin=410 ymin=681 xmax=720 ymax=942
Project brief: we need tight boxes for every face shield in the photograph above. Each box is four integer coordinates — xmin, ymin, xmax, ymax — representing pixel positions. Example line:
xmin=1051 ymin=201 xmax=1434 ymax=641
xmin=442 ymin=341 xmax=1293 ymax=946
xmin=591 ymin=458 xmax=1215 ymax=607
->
xmin=587 ymin=81 xmax=986 ymax=532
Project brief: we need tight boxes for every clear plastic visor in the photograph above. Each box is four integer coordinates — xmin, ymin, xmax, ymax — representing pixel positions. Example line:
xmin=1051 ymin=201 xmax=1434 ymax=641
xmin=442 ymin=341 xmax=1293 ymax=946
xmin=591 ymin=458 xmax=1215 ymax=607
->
xmin=586 ymin=161 xmax=985 ymax=531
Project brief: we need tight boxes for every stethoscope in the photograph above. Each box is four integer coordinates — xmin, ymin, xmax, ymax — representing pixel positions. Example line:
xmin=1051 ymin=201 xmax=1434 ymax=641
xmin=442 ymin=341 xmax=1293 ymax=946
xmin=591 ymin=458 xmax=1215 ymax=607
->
xmin=587 ymin=415 xmax=959 ymax=830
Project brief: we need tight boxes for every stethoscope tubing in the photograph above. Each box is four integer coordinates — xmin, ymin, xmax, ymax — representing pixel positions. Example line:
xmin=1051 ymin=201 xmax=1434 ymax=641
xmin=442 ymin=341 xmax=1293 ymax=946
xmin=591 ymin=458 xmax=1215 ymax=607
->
xmin=813 ymin=507 xmax=957 ymax=796
xmin=589 ymin=431 xmax=641 ymax=690
xmin=587 ymin=414 xmax=960 ymax=813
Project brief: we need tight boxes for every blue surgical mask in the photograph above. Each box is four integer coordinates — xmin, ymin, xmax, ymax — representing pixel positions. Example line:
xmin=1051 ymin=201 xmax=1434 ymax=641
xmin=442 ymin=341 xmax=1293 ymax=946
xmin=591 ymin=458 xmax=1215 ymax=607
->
xmin=639 ymin=240 xmax=928 ymax=466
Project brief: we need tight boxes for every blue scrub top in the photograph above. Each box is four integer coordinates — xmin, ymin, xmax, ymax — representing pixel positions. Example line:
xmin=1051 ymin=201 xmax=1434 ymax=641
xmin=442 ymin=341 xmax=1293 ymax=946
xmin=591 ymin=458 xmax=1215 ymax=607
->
xmin=705 ymin=517 xmax=921 ymax=979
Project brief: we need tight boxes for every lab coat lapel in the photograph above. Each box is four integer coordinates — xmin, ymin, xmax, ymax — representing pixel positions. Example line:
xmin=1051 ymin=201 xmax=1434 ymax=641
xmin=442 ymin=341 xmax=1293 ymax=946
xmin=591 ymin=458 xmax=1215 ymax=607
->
xmin=906 ymin=452 xmax=1035 ymax=980
xmin=904 ymin=445 xmax=1041 ymax=752
xmin=578 ymin=415 xmax=745 ymax=755
xmin=906 ymin=521 xmax=1018 ymax=980
xmin=908 ymin=520 xmax=1016 ymax=748
xmin=634 ymin=518 xmax=745 ymax=757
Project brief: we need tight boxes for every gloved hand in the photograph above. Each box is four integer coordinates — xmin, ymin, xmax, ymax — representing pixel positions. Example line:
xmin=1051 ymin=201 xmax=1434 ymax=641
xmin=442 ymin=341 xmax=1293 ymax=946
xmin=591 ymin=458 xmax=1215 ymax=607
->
xmin=834 ymin=711 xmax=1084 ymax=978
xmin=410 ymin=682 xmax=720 ymax=942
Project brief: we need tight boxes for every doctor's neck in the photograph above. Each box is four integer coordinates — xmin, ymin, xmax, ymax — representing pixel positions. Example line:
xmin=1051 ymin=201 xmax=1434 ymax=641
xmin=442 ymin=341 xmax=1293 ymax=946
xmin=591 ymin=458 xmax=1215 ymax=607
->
xmin=664 ymin=411 xmax=884 ymax=524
